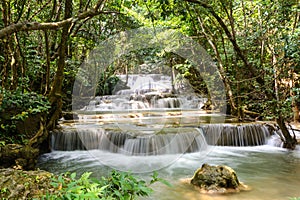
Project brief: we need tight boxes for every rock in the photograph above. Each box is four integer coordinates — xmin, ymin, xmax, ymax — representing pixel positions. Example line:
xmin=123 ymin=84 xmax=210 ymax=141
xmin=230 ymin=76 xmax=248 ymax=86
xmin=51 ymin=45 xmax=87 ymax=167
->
xmin=0 ymin=168 xmax=53 ymax=199
xmin=0 ymin=144 xmax=39 ymax=169
xmin=190 ymin=163 xmax=249 ymax=193
xmin=62 ymin=111 xmax=79 ymax=120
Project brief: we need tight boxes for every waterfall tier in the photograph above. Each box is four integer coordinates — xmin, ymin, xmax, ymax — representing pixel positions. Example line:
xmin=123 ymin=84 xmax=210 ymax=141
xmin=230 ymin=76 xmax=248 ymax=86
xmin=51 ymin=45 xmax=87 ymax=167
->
xmin=203 ymin=124 xmax=271 ymax=146
xmin=51 ymin=124 xmax=273 ymax=155
xmin=51 ymin=128 xmax=207 ymax=155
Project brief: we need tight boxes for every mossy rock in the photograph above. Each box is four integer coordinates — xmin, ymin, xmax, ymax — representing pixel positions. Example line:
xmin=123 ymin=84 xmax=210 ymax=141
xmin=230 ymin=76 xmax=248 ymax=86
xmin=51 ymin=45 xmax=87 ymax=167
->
xmin=0 ymin=168 xmax=53 ymax=199
xmin=0 ymin=144 xmax=39 ymax=169
xmin=190 ymin=163 xmax=249 ymax=193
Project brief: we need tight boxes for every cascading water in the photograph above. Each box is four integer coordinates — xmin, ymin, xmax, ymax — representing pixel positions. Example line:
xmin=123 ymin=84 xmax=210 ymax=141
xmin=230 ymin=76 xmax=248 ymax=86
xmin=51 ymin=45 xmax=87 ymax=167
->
xmin=40 ymin=120 xmax=300 ymax=200
xmin=82 ymin=74 xmax=207 ymax=112
xmin=51 ymin=128 xmax=208 ymax=155
xmin=41 ymin=71 xmax=300 ymax=199
xmin=202 ymin=124 xmax=271 ymax=146
xmin=50 ymin=123 xmax=275 ymax=161
xmin=51 ymin=129 xmax=131 ymax=152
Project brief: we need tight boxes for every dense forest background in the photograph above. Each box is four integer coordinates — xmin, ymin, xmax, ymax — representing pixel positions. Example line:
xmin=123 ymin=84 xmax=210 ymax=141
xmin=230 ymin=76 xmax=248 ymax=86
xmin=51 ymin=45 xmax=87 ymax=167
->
xmin=0 ymin=0 xmax=299 ymax=168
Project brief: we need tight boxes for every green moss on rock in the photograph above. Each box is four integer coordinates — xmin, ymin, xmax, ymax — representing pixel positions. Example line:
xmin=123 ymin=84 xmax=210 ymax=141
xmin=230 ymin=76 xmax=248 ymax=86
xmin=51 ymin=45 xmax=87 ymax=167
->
xmin=0 ymin=168 xmax=53 ymax=199
xmin=191 ymin=163 xmax=249 ymax=193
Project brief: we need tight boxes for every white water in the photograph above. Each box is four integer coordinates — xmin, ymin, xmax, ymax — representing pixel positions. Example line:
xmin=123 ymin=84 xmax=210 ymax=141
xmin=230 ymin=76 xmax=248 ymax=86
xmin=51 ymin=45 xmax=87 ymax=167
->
xmin=81 ymin=74 xmax=207 ymax=112
xmin=51 ymin=127 xmax=208 ymax=155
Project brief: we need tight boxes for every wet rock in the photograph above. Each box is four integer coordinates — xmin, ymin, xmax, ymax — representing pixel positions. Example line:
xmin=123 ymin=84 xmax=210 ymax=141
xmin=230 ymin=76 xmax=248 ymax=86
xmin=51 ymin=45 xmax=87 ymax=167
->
xmin=190 ymin=163 xmax=249 ymax=193
xmin=62 ymin=111 xmax=79 ymax=120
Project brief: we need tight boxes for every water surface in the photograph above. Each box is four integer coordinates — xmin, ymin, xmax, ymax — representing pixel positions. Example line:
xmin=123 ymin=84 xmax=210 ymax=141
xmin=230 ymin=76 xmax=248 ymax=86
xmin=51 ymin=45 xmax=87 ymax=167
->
xmin=37 ymin=144 xmax=300 ymax=200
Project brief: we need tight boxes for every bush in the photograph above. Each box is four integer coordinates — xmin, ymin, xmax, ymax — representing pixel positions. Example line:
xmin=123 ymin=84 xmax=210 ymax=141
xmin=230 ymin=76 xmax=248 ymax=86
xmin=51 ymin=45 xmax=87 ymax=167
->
xmin=41 ymin=170 xmax=169 ymax=200
xmin=0 ymin=87 xmax=50 ymax=144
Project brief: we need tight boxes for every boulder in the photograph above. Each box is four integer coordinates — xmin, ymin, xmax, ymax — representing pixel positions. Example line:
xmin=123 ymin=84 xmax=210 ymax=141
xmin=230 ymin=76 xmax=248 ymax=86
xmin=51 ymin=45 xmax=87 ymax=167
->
xmin=190 ymin=163 xmax=249 ymax=193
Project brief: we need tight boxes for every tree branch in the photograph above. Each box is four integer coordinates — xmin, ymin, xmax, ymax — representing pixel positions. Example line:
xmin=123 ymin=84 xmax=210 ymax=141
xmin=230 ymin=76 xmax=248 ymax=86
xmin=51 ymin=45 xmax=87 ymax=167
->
xmin=0 ymin=10 xmax=117 ymax=39
xmin=185 ymin=0 xmax=264 ymax=84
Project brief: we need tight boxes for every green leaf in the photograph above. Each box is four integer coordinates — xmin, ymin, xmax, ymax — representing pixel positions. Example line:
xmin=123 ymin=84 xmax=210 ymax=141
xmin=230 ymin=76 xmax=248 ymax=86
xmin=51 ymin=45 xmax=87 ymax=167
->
xmin=70 ymin=172 xmax=77 ymax=180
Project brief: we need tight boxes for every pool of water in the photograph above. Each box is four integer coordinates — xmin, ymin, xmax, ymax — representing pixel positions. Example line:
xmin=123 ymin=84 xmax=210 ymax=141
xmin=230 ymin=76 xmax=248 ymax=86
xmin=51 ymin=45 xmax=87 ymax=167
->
xmin=37 ymin=144 xmax=300 ymax=200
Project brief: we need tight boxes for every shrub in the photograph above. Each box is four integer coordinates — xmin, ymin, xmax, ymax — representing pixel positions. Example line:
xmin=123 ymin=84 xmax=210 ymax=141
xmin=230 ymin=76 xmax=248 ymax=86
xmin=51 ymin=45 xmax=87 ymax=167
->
xmin=42 ymin=170 xmax=169 ymax=200
xmin=42 ymin=172 xmax=105 ymax=200
xmin=0 ymin=87 xmax=50 ymax=144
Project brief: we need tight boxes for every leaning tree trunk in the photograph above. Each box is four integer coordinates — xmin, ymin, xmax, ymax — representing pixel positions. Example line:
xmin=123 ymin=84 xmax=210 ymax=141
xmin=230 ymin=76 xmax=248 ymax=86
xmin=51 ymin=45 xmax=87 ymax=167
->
xmin=196 ymin=14 xmax=238 ymax=115
xmin=276 ymin=115 xmax=297 ymax=149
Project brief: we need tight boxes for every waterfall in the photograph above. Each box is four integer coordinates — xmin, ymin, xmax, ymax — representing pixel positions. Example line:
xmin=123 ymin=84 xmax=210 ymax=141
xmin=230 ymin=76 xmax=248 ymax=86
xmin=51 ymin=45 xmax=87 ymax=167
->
xmin=51 ymin=124 xmax=274 ymax=156
xmin=156 ymin=98 xmax=181 ymax=109
xmin=121 ymin=129 xmax=207 ymax=155
xmin=51 ymin=129 xmax=133 ymax=151
xmin=202 ymin=124 xmax=271 ymax=146
xmin=80 ymin=74 xmax=207 ymax=112
xmin=51 ymin=128 xmax=208 ymax=155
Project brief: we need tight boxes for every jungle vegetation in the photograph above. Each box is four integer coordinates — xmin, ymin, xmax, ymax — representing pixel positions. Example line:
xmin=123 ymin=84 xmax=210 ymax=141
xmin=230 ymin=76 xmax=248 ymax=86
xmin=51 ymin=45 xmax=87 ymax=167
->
xmin=0 ymin=0 xmax=299 ymax=167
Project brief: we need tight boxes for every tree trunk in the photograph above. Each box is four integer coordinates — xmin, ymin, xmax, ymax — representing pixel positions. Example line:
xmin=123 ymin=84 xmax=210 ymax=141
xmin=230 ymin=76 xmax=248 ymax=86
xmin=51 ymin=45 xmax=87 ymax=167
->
xmin=26 ymin=2 xmax=73 ymax=160
xmin=276 ymin=116 xmax=297 ymax=149
xmin=0 ymin=3 xmax=112 ymax=39
xmin=1 ymin=40 xmax=9 ymax=88
xmin=44 ymin=30 xmax=51 ymax=95
xmin=47 ymin=0 xmax=72 ymax=130
xmin=0 ymin=0 xmax=110 ymax=170
xmin=170 ymin=58 xmax=176 ymax=94
xmin=196 ymin=14 xmax=237 ymax=115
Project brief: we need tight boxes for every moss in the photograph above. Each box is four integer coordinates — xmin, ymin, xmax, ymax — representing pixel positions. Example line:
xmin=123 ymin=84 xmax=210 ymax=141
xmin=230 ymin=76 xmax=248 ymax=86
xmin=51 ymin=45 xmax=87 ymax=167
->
xmin=0 ymin=168 xmax=53 ymax=199
xmin=190 ymin=163 xmax=249 ymax=193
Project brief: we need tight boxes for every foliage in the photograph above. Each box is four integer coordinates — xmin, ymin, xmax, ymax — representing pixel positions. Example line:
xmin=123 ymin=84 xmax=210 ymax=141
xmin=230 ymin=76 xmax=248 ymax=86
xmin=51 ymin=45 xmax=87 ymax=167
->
xmin=42 ymin=170 xmax=170 ymax=200
xmin=163 ymin=0 xmax=300 ymax=121
xmin=98 ymin=170 xmax=153 ymax=199
xmin=96 ymin=66 xmax=121 ymax=96
xmin=150 ymin=171 xmax=172 ymax=187
xmin=43 ymin=172 xmax=105 ymax=200
xmin=0 ymin=87 xmax=50 ymax=144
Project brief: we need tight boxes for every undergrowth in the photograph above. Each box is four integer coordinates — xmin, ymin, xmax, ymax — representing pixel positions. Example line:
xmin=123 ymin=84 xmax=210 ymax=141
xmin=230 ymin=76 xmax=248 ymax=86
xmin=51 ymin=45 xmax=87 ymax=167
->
xmin=40 ymin=170 xmax=170 ymax=200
